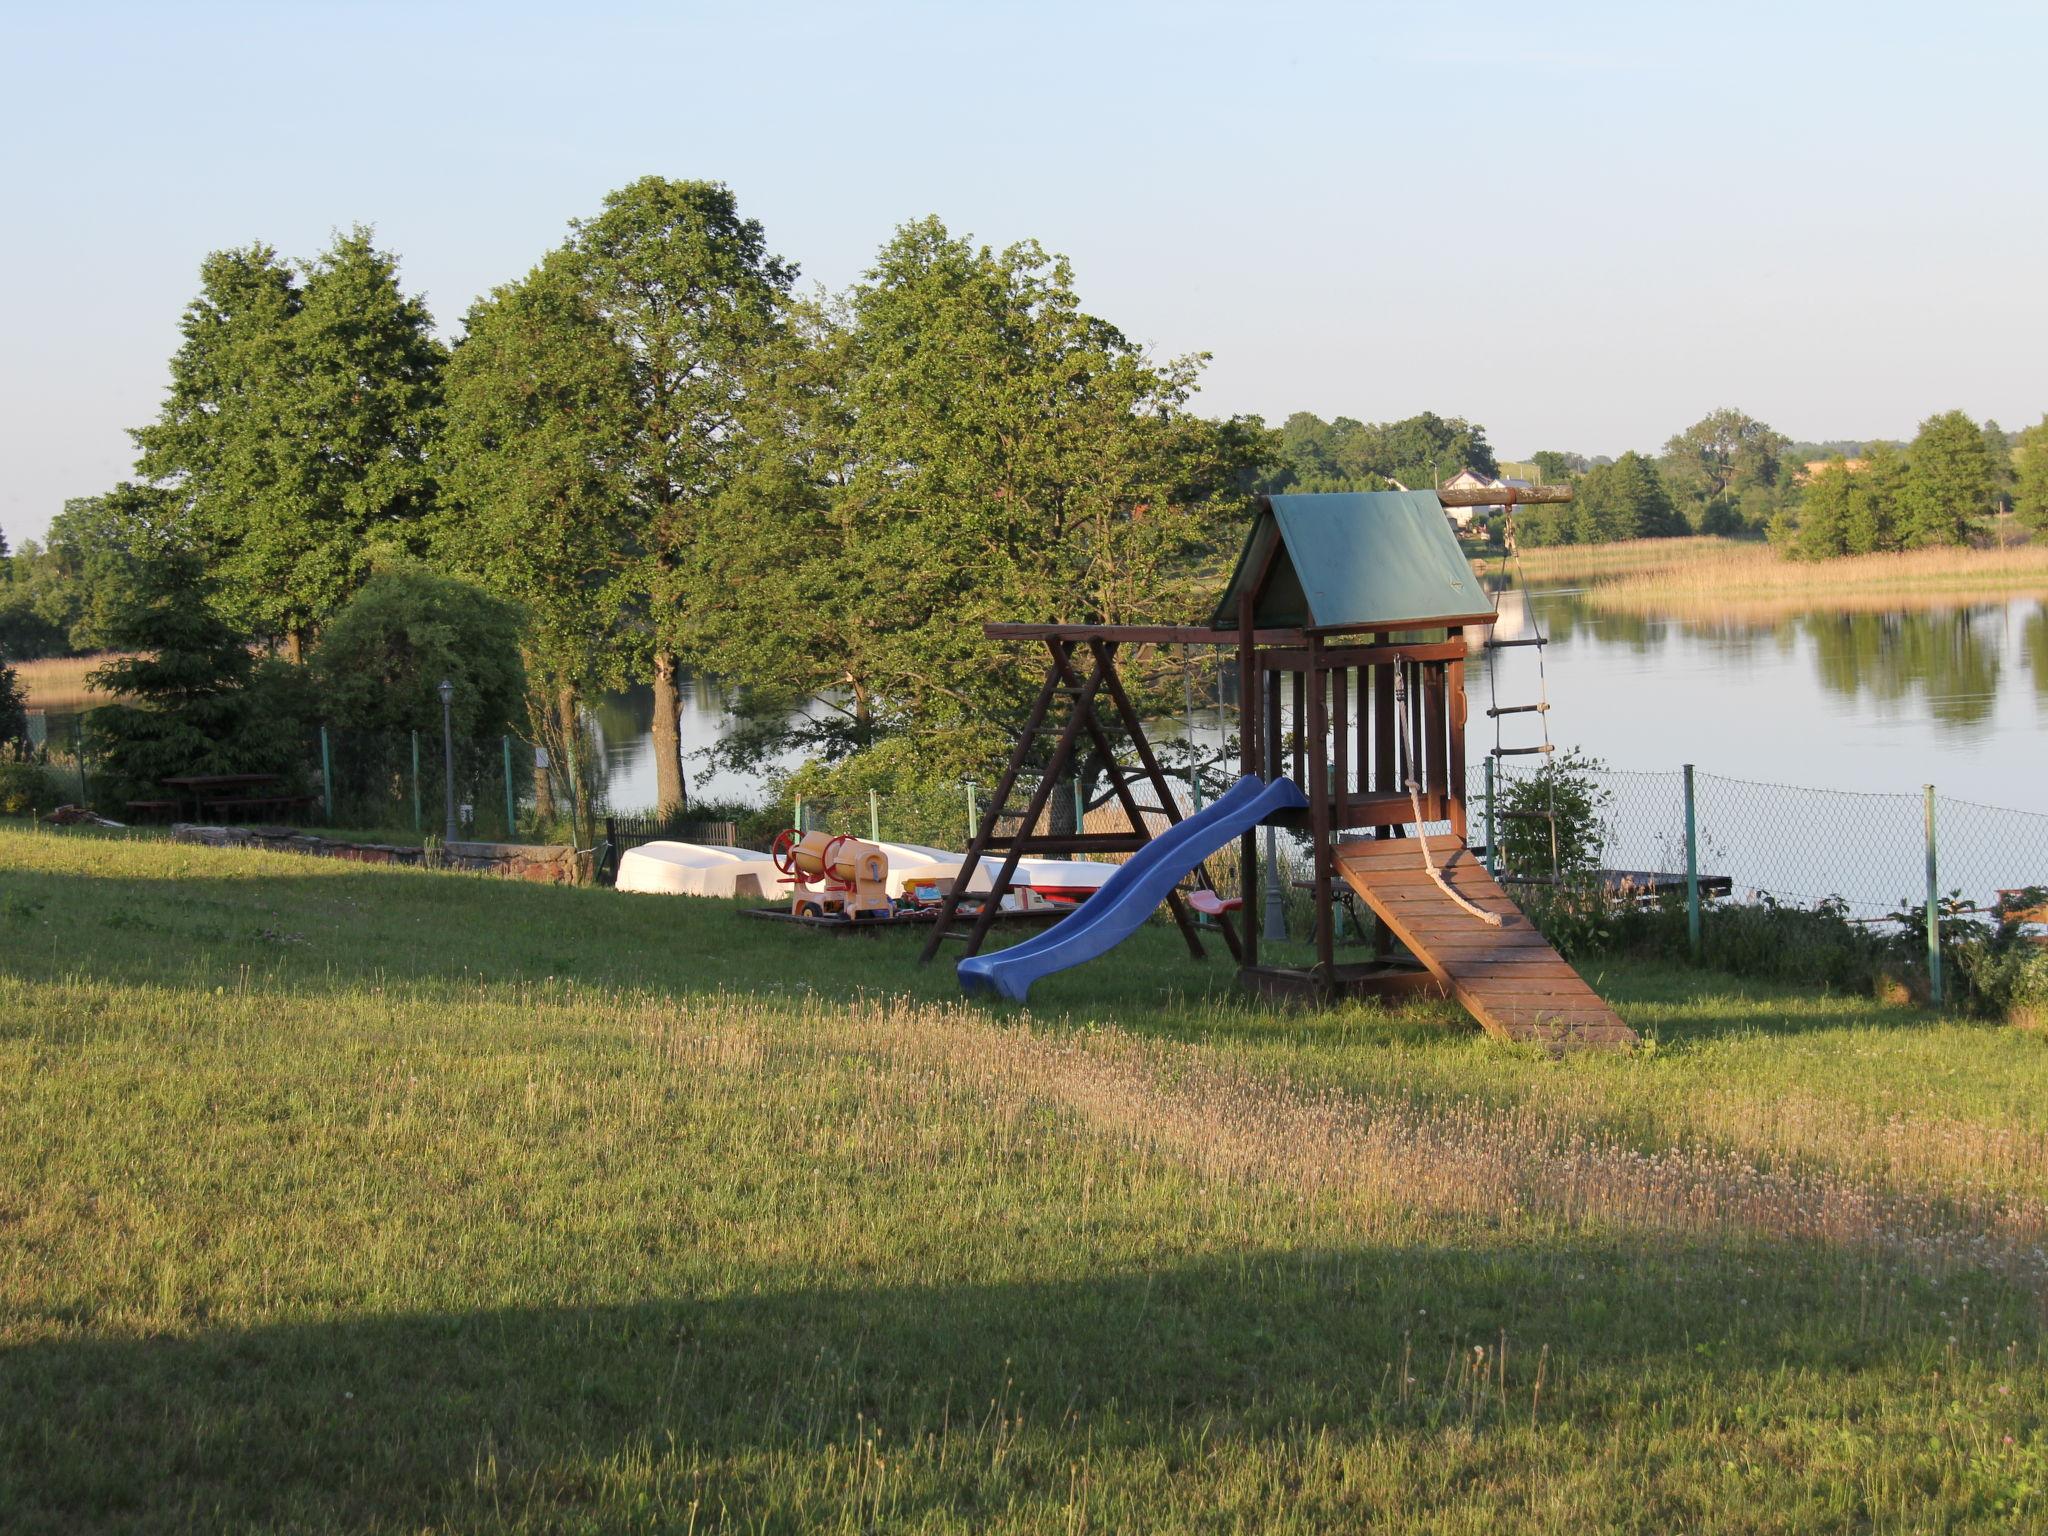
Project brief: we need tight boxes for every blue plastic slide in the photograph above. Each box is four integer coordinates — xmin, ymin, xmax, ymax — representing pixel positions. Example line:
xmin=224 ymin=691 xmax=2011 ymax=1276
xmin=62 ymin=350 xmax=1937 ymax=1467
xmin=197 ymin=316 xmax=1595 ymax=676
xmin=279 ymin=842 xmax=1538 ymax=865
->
xmin=957 ymin=774 xmax=1308 ymax=1002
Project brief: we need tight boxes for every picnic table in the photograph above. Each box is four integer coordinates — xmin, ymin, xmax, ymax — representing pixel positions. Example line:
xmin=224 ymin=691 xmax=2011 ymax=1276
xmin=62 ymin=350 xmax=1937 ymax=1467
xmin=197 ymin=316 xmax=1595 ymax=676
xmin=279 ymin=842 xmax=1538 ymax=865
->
xmin=156 ymin=773 xmax=314 ymax=824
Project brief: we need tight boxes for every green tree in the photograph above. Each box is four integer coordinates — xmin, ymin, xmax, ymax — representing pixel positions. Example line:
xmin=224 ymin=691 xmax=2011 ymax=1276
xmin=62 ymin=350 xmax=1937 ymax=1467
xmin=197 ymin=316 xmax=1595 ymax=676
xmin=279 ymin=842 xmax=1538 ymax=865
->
xmin=1260 ymin=410 xmax=1494 ymax=493
xmin=553 ymin=177 xmax=796 ymax=819
xmin=1662 ymin=407 xmax=1787 ymax=526
xmin=441 ymin=251 xmax=638 ymax=839
xmin=309 ymin=566 xmax=528 ymax=819
xmin=2013 ymin=416 xmax=2048 ymax=534
xmin=1982 ymin=420 xmax=2014 ymax=509
xmin=1896 ymin=409 xmax=1994 ymax=548
xmin=132 ymin=230 xmax=445 ymax=657
xmin=706 ymin=218 xmax=1261 ymax=792
xmin=1530 ymin=450 xmax=1588 ymax=483
xmin=0 ymin=653 xmax=27 ymax=760
xmin=83 ymin=550 xmax=308 ymax=806
xmin=1571 ymin=452 xmax=1683 ymax=542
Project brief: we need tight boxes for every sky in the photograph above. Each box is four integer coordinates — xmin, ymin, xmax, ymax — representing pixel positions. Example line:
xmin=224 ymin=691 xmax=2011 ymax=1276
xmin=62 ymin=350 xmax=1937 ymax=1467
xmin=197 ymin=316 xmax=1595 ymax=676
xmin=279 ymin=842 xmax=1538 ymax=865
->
xmin=4 ymin=0 xmax=2045 ymax=543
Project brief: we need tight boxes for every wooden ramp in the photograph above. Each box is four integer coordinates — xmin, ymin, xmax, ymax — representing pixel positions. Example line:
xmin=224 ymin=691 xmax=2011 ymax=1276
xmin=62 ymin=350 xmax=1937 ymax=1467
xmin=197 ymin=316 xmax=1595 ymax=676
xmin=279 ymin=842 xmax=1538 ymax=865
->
xmin=1335 ymin=835 xmax=1637 ymax=1051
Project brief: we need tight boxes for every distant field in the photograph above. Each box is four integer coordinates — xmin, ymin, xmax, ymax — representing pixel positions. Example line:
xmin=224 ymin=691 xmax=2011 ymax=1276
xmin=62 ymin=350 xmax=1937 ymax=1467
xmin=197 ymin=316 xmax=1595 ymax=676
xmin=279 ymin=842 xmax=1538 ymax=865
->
xmin=1491 ymin=536 xmax=2048 ymax=616
xmin=7 ymin=653 xmax=133 ymax=712
xmin=5 ymin=822 xmax=2048 ymax=1531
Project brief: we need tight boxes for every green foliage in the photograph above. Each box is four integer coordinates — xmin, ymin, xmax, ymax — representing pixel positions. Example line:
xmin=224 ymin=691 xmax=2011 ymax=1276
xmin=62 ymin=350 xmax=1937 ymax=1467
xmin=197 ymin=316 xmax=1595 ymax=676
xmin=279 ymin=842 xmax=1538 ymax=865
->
xmin=309 ymin=566 xmax=529 ymax=818
xmin=132 ymin=230 xmax=445 ymax=653
xmin=1661 ymin=408 xmax=1787 ymax=528
xmin=1897 ymin=409 xmax=1995 ymax=548
xmin=1261 ymin=409 xmax=1496 ymax=494
xmin=1570 ymin=452 xmax=1685 ymax=542
xmin=0 ymin=487 xmax=176 ymax=658
xmin=311 ymin=567 xmax=527 ymax=742
xmin=2014 ymin=416 xmax=2048 ymax=534
xmin=1494 ymin=748 xmax=1611 ymax=880
xmin=81 ymin=549 xmax=308 ymax=806
xmin=1530 ymin=449 xmax=1588 ymax=482
xmin=0 ymin=761 xmax=62 ymax=815
xmin=706 ymin=218 xmax=1262 ymax=785
xmin=0 ymin=655 xmax=26 ymax=759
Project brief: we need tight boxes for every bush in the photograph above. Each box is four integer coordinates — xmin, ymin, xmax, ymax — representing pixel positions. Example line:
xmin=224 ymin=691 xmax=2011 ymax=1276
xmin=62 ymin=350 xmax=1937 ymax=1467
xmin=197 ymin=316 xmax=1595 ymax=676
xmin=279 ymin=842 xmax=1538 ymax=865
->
xmin=1495 ymin=749 xmax=1610 ymax=881
xmin=0 ymin=762 xmax=62 ymax=816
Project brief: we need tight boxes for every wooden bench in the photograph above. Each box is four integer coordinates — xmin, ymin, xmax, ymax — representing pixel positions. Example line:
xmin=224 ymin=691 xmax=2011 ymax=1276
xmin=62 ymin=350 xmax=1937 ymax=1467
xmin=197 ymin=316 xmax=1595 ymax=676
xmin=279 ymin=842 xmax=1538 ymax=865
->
xmin=125 ymin=800 xmax=181 ymax=820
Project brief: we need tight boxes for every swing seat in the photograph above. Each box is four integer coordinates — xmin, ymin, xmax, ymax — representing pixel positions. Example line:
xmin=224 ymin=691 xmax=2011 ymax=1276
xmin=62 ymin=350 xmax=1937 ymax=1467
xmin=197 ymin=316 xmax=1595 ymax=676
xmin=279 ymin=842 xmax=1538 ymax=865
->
xmin=1186 ymin=889 xmax=1242 ymax=917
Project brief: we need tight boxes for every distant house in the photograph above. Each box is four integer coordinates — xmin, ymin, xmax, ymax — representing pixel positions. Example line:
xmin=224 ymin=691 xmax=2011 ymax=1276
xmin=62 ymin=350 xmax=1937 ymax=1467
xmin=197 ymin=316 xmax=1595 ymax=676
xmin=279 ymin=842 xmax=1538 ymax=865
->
xmin=1438 ymin=468 xmax=1534 ymax=528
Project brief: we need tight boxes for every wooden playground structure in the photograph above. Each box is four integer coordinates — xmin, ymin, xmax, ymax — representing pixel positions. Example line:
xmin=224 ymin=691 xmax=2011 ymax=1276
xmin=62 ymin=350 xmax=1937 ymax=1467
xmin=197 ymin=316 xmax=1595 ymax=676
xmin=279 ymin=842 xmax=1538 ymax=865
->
xmin=919 ymin=487 xmax=1638 ymax=1051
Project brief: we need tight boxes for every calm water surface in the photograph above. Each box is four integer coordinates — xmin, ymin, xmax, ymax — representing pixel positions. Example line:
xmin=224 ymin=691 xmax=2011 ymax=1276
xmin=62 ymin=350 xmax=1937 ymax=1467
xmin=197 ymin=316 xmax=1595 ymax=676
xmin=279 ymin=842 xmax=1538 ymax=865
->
xmin=605 ymin=592 xmax=2048 ymax=817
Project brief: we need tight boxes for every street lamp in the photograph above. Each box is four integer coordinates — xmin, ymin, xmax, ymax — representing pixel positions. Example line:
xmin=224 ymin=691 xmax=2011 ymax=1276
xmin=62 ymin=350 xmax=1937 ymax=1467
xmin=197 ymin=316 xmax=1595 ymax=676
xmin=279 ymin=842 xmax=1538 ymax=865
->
xmin=437 ymin=679 xmax=457 ymax=845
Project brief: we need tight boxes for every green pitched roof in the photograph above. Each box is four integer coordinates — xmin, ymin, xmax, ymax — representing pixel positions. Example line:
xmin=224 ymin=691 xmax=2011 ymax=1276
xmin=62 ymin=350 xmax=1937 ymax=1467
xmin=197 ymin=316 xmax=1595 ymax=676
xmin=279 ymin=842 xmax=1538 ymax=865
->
xmin=1210 ymin=491 xmax=1497 ymax=631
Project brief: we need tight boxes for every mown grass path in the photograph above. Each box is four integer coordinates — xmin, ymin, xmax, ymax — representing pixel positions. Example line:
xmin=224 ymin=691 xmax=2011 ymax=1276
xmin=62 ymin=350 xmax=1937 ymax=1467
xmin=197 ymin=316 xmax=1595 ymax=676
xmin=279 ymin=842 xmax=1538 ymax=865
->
xmin=4 ymin=825 xmax=2047 ymax=1532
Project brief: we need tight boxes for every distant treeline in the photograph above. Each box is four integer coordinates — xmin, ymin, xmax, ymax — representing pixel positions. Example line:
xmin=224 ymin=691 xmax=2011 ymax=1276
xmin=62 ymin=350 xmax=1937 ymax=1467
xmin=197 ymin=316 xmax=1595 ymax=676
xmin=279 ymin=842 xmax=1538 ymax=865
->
xmin=3 ymin=178 xmax=2046 ymax=822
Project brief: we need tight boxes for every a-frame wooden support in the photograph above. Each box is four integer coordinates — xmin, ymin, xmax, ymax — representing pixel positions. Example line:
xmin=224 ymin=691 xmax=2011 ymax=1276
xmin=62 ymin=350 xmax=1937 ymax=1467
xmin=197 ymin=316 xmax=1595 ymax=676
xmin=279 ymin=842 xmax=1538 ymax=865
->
xmin=917 ymin=635 xmax=1242 ymax=966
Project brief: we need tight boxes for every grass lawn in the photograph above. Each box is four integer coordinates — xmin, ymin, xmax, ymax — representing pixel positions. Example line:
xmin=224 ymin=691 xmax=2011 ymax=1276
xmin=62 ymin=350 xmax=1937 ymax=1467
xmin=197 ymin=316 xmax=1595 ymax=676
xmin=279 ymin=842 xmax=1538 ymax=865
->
xmin=4 ymin=822 xmax=2048 ymax=1533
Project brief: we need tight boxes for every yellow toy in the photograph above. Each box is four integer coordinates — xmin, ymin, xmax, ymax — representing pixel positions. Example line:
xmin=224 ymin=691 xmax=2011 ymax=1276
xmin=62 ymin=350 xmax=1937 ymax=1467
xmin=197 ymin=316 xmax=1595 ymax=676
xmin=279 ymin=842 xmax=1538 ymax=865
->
xmin=770 ymin=829 xmax=893 ymax=920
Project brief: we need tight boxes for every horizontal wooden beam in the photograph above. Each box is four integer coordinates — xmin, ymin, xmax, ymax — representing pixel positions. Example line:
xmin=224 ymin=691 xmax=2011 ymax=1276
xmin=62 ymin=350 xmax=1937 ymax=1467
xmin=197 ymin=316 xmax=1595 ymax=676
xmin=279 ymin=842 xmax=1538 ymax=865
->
xmin=1260 ymin=640 xmax=1467 ymax=670
xmin=1438 ymin=485 xmax=1573 ymax=507
xmin=984 ymin=622 xmax=1304 ymax=644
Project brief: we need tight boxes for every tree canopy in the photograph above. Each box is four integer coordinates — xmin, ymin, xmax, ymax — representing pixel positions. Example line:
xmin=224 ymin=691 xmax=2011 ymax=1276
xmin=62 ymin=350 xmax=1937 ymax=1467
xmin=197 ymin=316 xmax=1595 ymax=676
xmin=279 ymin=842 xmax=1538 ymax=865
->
xmin=1262 ymin=410 xmax=1495 ymax=494
xmin=131 ymin=230 xmax=444 ymax=656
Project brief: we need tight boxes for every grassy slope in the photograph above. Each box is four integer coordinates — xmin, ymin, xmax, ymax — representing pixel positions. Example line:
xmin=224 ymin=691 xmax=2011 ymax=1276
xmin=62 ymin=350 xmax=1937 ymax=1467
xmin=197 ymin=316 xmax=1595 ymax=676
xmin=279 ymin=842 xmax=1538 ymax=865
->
xmin=4 ymin=824 xmax=2048 ymax=1533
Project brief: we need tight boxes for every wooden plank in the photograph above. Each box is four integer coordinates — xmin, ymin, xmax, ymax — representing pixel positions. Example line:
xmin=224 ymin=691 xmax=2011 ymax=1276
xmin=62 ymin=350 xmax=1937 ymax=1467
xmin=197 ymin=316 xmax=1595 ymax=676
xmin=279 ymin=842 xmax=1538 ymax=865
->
xmin=986 ymin=622 xmax=1304 ymax=644
xmin=1335 ymin=839 xmax=1636 ymax=1052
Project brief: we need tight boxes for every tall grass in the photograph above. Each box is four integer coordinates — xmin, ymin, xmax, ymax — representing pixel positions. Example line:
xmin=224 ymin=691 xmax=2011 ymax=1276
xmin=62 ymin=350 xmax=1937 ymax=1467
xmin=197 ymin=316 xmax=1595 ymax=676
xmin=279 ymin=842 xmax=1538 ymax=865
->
xmin=6 ymin=823 xmax=2048 ymax=1531
xmin=6 ymin=653 xmax=133 ymax=712
xmin=1491 ymin=536 xmax=2048 ymax=614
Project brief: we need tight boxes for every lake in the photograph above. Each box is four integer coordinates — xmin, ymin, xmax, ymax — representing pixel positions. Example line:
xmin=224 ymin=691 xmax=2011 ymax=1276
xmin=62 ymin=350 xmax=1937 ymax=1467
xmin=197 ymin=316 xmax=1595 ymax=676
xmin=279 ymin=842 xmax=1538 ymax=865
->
xmin=601 ymin=591 xmax=2048 ymax=818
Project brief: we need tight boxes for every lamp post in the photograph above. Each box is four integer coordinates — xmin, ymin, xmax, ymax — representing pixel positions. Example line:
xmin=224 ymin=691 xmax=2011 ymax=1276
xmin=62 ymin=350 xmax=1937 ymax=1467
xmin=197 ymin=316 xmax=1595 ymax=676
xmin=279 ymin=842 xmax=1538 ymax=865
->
xmin=437 ymin=679 xmax=457 ymax=845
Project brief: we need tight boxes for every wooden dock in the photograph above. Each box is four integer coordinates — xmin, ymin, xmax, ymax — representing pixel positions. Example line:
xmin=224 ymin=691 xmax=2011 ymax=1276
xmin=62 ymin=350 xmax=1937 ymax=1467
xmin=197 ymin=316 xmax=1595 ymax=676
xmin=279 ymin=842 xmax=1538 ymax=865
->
xmin=1335 ymin=835 xmax=1637 ymax=1051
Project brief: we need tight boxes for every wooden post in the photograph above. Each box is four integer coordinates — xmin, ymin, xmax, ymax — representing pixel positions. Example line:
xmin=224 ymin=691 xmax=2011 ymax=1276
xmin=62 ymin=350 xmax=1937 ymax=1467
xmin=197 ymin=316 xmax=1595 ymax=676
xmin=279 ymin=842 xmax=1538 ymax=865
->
xmin=919 ymin=645 xmax=1068 ymax=964
xmin=1290 ymin=669 xmax=1306 ymax=785
xmin=1373 ymin=645 xmax=1395 ymax=802
xmin=1683 ymin=763 xmax=1702 ymax=961
xmin=1447 ymin=645 xmax=1468 ymax=842
xmin=1331 ymin=663 xmax=1349 ymax=829
xmin=1239 ymin=595 xmax=1260 ymax=972
xmin=1306 ymin=637 xmax=1334 ymax=983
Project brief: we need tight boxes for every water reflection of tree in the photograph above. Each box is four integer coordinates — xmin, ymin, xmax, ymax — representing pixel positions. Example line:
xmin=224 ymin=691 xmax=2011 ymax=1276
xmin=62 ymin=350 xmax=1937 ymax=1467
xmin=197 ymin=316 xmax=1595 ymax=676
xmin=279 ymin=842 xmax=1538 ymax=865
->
xmin=2026 ymin=609 xmax=2048 ymax=700
xmin=1803 ymin=608 xmax=2002 ymax=727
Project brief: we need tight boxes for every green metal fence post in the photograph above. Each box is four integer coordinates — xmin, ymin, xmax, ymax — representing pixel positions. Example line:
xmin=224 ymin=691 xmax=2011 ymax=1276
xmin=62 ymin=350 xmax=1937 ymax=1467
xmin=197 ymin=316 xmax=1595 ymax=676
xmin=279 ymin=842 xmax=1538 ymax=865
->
xmin=74 ymin=716 xmax=88 ymax=803
xmin=1483 ymin=757 xmax=1497 ymax=875
xmin=868 ymin=788 xmax=880 ymax=842
xmin=1073 ymin=776 xmax=1085 ymax=834
xmin=1683 ymin=763 xmax=1702 ymax=962
xmin=1925 ymin=783 xmax=1943 ymax=1006
xmin=410 ymin=730 xmax=421 ymax=832
xmin=964 ymin=780 xmax=977 ymax=846
xmin=794 ymin=794 xmax=803 ymax=835
xmin=320 ymin=726 xmax=334 ymax=823
xmin=502 ymin=735 xmax=516 ymax=838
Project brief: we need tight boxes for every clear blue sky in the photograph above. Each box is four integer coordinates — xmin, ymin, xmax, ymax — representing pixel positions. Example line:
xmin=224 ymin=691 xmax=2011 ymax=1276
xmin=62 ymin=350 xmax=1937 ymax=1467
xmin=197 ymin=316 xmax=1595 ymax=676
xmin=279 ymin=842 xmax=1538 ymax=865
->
xmin=4 ymin=0 xmax=2044 ymax=543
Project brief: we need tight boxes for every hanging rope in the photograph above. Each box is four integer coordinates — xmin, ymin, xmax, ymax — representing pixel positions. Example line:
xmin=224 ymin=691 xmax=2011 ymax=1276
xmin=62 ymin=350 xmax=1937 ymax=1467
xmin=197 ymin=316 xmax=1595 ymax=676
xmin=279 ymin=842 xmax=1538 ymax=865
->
xmin=1394 ymin=658 xmax=1502 ymax=927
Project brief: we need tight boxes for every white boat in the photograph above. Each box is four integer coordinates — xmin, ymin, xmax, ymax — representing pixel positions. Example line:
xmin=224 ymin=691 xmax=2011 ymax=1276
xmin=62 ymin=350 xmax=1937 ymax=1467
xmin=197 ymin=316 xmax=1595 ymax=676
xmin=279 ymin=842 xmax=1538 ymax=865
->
xmin=1010 ymin=859 xmax=1116 ymax=901
xmin=615 ymin=841 xmax=777 ymax=898
xmin=871 ymin=842 xmax=996 ymax=900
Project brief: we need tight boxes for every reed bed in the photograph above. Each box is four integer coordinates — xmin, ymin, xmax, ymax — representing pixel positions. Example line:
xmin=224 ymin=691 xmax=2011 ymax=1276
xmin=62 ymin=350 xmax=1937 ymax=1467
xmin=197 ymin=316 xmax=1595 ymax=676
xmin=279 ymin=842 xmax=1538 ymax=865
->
xmin=1490 ymin=536 xmax=2048 ymax=611
xmin=6 ymin=652 xmax=133 ymax=711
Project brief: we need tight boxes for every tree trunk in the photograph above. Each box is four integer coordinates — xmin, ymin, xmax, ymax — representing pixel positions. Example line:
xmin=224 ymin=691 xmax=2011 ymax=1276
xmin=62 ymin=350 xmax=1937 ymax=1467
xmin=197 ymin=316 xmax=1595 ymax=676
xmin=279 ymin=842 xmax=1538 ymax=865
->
xmin=555 ymin=686 xmax=587 ymax=846
xmin=651 ymin=651 xmax=687 ymax=821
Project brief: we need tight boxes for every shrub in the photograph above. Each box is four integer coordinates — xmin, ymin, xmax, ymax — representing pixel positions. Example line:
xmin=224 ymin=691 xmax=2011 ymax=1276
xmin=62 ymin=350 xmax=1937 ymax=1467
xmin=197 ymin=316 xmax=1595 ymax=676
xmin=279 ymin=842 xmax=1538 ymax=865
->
xmin=1495 ymin=748 xmax=1610 ymax=881
xmin=0 ymin=762 xmax=62 ymax=816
